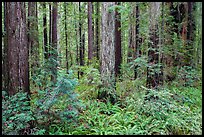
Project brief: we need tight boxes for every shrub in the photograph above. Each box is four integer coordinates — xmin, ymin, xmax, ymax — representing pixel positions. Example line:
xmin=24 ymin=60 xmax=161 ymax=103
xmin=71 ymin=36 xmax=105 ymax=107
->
xmin=177 ymin=66 xmax=201 ymax=87
xmin=75 ymin=65 xmax=102 ymax=100
xmin=32 ymin=70 xmax=85 ymax=133
xmin=138 ymin=87 xmax=202 ymax=135
xmin=2 ymin=91 xmax=45 ymax=135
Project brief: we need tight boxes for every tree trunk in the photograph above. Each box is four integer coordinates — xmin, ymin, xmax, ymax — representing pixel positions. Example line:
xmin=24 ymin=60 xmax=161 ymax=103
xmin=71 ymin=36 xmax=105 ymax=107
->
xmin=134 ymin=3 xmax=140 ymax=79
xmin=146 ymin=2 xmax=161 ymax=89
xmin=2 ymin=2 xmax=9 ymax=92
xmin=100 ymin=2 xmax=116 ymax=104
xmin=186 ymin=2 xmax=196 ymax=67
xmin=115 ymin=2 xmax=122 ymax=78
xmin=95 ymin=2 xmax=100 ymax=61
xmin=74 ymin=3 xmax=79 ymax=79
xmin=6 ymin=2 xmax=29 ymax=95
xmin=64 ymin=2 xmax=69 ymax=73
xmin=43 ymin=2 xmax=48 ymax=60
xmin=28 ymin=2 xmax=39 ymax=85
xmin=51 ymin=2 xmax=58 ymax=84
xmin=79 ymin=2 xmax=84 ymax=76
xmin=88 ymin=2 xmax=93 ymax=64
xmin=127 ymin=4 xmax=135 ymax=63
xmin=49 ymin=3 xmax=52 ymax=57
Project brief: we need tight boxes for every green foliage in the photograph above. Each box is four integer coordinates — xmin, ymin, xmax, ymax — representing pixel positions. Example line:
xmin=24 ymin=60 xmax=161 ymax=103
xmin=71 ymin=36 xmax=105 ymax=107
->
xmin=120 ymin=62 xmax=134 ymax=79
xmin=2 ymin=91 xmax=44 ymax=135
xmin=75 ymin=65 xmax=102 ymax=100
xmin=31 ymin=56 xmax=58 ymax=89
xmin=138 ymin=87 xmax=202 ymax=135
xmin=177 ymin=66 xmax=201 ymax=87
xmin=32 ymin=70 xmax=85 ymax=132
xmin=63 ymin=84 xmax=202 ymax=135
xmin=130 ymin=55 xmax=148 ymax=77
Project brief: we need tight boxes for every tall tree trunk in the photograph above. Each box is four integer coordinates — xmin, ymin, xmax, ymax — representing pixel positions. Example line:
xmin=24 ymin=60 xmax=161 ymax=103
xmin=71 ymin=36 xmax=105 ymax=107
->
xmin=43 ymin=2 xmax=48 ymax=60
xmin=127 ymin=4 xmax=135 ymax=63
xmin=79 ymin=2 xmax=84 ymax=76
xmin=28 ymin=2 xmax=39 ymax=86
xmin=146 ymin=2 xmax=161 ymax=89
xmin=6 ymin=2 xmax=29 ymax=95
xmin=51 ymin=2 xmax=58 ymax=84
xmin=64 ymin=2 xmax=69 ymax=73
xmin=134 ymin=3 xmax=140 ymax=79
xmin=2 ymin=2 xmax=9 ymax=92
xmin=115 ymin=2 xmax=122 ymax=78
xmin=186 ymin=2 xmax=196 ymax=67
xmin=95 ymin=2 xmax=100 ymax=61
xmin=74 ymin=3 xmax=79 ymax=79
xmin=49 ymin=3 xmax=52 ymax=57
xmin=99 ymin=2 xmax=116 ymax=104
xmin=88 ymin=2 xmax=93 ymax=64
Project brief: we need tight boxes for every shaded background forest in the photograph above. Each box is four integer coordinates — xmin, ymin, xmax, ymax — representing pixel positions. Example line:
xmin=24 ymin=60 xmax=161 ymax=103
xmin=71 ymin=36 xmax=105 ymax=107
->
xmin=2 ymin=2 xmax=202 ymax=135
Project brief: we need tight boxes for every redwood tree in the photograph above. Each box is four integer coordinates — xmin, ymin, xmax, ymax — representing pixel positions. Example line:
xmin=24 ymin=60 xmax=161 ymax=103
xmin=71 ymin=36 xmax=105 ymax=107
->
xmin=100 ymin=2 xmax=116 ymax=103
xmin=2 ymin=2 xmax=9 ymax=91
xmin=51 ymin=2 xmax=58 ymax=84
xmin=6 ymin=2 xmax=29 ymax=95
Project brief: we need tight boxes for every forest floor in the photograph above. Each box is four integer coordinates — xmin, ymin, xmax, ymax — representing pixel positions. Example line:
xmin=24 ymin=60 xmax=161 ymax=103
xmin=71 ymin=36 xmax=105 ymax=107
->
xmin=3 ymin=68 xmax=202 ymax=135
xmin=46 ymin=71 xmax=202 ymax=135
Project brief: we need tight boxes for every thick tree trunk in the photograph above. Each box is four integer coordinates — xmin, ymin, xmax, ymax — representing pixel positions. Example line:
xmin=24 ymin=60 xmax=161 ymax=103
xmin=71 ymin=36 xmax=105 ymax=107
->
xmin=6 ymin=2 xmax=29 ymax=95
xmin=43 ymin=2 xmax=48 ymax=60
xmin=115 ymin=2 xmax=122 ymax=78
xmin=100 ymin=2 xmax=116 ymax=104
xmin=51 ymin=2 xmax=58 ymax=84
xmin=2 ymin=2 xmax=9 ymax=92
xmin=88 ymin=2 xmax=93 ymax=64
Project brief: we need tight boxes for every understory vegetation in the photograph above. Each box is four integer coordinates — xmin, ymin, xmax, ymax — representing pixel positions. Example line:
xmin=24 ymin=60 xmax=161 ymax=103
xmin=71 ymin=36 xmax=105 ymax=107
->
xmin=2 ymin=66 xmax=202 ymax=135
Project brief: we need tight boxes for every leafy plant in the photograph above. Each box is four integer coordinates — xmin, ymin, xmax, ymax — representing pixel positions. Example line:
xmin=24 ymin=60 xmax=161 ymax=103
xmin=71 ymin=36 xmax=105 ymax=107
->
xmin=177 ymin=66 xmax=201 ymax=87
xmin=2 ymin=91 xmax=43 ymax=135
xmin=31 ymin=70 xmax=85 ymax=134
xmin=74 ymin=65 xmax=102 ymax=100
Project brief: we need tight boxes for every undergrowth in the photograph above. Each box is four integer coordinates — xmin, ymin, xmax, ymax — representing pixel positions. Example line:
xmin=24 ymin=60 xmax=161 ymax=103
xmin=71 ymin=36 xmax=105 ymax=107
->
xmin=45 ymin=74 xmax=202 ymax=135
xmin=4 ymin=66 xmax=201 ymax=135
